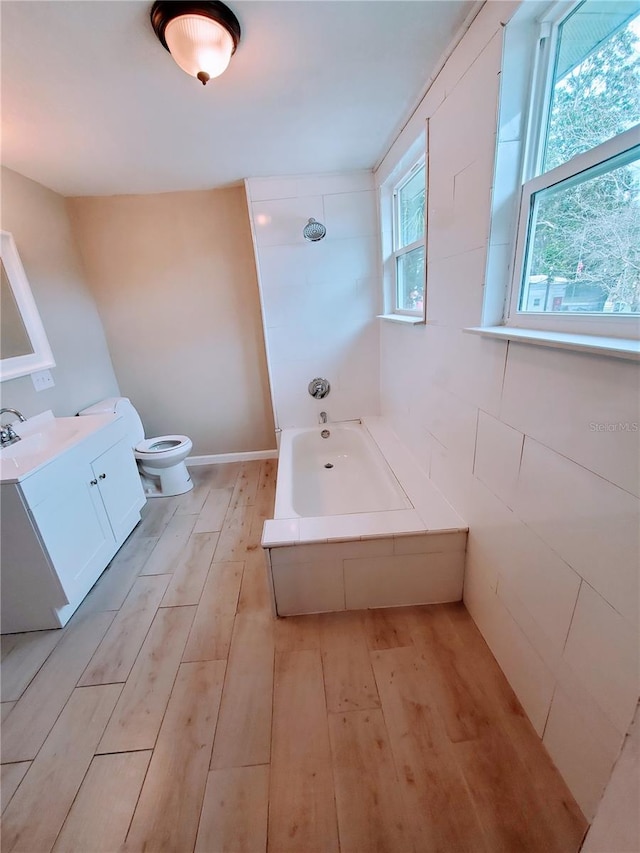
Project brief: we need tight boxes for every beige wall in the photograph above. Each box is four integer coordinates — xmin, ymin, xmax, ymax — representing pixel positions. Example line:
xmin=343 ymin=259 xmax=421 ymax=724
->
xmin=0 ymin=167 xmax=119 ymax=417
xmin=67 ymin=187 xmax=275 ymax=455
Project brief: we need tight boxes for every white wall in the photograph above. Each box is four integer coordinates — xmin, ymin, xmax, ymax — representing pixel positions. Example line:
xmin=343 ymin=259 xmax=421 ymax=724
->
xmin=245 ymin=173 xmax=380 ymax=430
xmin=376 ymin=1 xmax=640 ymax=822
xmin=582 ymin=704 xmax=639 ymax=853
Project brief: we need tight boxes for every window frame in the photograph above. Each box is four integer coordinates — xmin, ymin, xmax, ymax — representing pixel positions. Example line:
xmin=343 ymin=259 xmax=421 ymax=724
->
xmin=504 ymin=0 xmax=640 ymax=339
xmin=391 ymin=157 xmax=426 ymax=317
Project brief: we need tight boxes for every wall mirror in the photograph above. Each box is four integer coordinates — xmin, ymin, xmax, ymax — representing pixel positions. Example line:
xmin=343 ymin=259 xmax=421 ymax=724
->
xmin=0 ymin=231 xmax=55 ymax=381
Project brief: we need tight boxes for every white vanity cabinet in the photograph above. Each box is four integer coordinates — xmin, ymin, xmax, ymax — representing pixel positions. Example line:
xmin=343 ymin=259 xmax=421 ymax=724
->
xmin=88 ymin=438 xmax=147 ymax=544
xmin=1 ymin=415 xmax=145 ymax=633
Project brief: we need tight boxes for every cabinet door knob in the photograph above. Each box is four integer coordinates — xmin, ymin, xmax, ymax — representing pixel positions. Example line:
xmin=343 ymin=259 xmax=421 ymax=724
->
xmin=90 ymin=479 xmax=98 ymax=486
xmin=99 ymin=473 xmax=107 ymax=479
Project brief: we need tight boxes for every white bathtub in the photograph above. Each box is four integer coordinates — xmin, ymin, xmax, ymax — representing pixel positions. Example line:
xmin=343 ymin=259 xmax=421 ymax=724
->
xmin=262 ymin=417 xmax=468 ymax=617
xmin=276 ymin=422 xmax=412 ymax=518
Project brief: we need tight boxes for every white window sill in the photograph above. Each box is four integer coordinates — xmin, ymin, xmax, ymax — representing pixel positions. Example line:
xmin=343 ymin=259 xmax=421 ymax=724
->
xmin=464 ymin=326 xmax=640 ymax=361
xmin=377 ymin=314 xmax=425 ymax=325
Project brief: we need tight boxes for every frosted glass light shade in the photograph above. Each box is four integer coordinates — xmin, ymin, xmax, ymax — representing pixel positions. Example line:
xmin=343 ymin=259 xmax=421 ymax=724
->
xmin=164 ymin=14 xmax=234 ymax=81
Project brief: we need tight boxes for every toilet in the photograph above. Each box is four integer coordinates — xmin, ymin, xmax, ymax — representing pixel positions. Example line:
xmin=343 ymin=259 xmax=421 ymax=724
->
xmin=79 ymin=397 xmax=193 ymax=497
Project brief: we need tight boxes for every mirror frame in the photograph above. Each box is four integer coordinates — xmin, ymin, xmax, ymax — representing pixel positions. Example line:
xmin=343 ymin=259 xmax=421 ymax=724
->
xmin=0 ymin=230 xmax=55 ymax=382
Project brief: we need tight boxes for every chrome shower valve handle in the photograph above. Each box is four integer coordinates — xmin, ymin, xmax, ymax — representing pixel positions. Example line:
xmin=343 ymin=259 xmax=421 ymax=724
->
xmin=308 ymin=377 xmax=330 ymax=399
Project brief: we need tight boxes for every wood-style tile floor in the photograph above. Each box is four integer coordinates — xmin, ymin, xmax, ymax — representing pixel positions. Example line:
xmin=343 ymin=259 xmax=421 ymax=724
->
xmin=1 ymin=460 xmax=588 ymax=853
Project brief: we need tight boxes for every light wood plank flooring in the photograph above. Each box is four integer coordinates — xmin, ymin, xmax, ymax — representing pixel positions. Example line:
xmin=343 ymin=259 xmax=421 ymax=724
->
xmin=1 ymin=460 xmax=588 ymax=852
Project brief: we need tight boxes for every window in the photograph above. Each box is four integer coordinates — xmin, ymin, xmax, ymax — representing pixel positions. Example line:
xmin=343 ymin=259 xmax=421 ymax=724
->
xmin=392 ymin=160 xmax=426 ymax=316
xmin=508 ymin=0 xmax=640 ymax=337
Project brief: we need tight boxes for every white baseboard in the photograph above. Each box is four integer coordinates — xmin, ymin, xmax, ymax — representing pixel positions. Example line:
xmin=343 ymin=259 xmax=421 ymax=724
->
xmin=187 ymin=449 xmax=278 ymax=466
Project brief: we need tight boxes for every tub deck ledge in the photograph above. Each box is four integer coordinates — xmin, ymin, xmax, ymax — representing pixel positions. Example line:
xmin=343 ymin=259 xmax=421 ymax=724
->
xmin=263 ymin=416 xmax=468 ymax=616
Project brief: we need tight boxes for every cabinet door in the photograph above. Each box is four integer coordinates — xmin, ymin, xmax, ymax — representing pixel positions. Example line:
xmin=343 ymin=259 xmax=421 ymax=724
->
xmin=29 ymin=466 xmax=116 ymax=606
xmin=92 ymin=439 xmax=145 ymax=544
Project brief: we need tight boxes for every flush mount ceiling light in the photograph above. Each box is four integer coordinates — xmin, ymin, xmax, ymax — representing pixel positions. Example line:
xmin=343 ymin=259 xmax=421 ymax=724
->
xmin=150 ymin=1 xmax=241 ymax=86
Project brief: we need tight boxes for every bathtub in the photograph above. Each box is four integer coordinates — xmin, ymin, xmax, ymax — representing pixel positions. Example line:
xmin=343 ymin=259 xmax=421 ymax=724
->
xmin=275 ymin=421 xmax=412 ymax=518
xmin=262 ymin=417 xmax=468 ymax=617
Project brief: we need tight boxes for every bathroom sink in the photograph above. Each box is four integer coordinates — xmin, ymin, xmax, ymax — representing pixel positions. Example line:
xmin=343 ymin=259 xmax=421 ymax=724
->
xmin=1 ymin=422 xmax=81 ymax=459
xmin=0 ymin=410 xmax=117 ymax=482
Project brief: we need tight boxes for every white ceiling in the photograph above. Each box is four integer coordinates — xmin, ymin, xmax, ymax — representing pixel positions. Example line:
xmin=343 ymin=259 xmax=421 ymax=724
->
xmin=1 ymin=0 xmax=475 ymax=197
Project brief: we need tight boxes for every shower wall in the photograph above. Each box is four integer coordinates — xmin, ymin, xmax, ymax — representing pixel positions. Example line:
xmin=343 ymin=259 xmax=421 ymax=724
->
xmin=376 ymin=0 xmax=639 ymax=820
xmin=245 ymin=172 xmax=380 ymax=430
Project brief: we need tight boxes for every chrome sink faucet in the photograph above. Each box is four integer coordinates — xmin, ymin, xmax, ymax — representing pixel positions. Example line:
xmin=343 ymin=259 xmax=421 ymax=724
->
xmin=0 ymin=408 xmax=26 ymax=447
xmin=319 ymin=411 xmax=328 ymax=424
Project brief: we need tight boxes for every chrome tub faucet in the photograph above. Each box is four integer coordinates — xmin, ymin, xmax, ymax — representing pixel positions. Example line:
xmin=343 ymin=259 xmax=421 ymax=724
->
xmin=319 ymin=411 xmax=328 ymax=424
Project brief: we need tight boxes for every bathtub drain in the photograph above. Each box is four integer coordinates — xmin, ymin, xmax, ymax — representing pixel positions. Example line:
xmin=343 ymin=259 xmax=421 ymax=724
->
xmin=324 ymin=463 xmax=334 ymax=469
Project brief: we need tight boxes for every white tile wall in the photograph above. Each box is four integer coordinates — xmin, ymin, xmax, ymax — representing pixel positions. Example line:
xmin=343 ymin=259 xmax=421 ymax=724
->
xmin=474 ymin=410 xmax=524 ymax=508
xmin=495 ymin=521 xmax=581 ymax=654
xmin=375 ymin=0 xmax=640 ymax=820
xmin=429 ymin=442 xmax=476 ymax=521
xmin=426 ymin=247 xmax=486 ymax=329
xmin=391 ymin=419 xmax=434 ymax=478
xmin=429 ymin=67 xmax=499 ymax=206
xmin=427 ymin=389 xmax=479 ymax=473
xmin=322 ymin=191 xmax=378 ymax=240
xmin=252 ymin=196 xmax=324 ymax=247
xmin=439 ymin=3 xmax=518 ymax=101
xmin=265 ymin=357 xmax=341 ymax=430
xmin=256 ymin=244 xmax=309 ymax=301
xmin=246 ymin=173 xmax=380 ymax=429
xmin=543 ymin=687 xmax=624 ymax=820
xmin=297 ymin=509 xmax=426 ymax=544
xmin=270 ymin=557 xmax=345 ymax=616
xmin=305 ymin=236 xmax=379 ymax=286
xmin=445 ymin=471 xmax=582 ymax=660
xmin=396 ymin=324 xmax=507 ymax=419
xmin=296 ymin=173 xmax=374 ymax=197
xmin=463 ymin=541 xmax=556 ymax=735
xmin=394 ymin=531 xmax=466 ymax=555
xmin=446 ymin=332 xmax=508 ymax=418
xmin=501 ymin=343 xmax=640 ymax=499
xmin=344 ymin=551 xmax=464 ymax=609
xmin=268 ymin=532 xmax=466 ymax=616
xmin=582 ymin=707 xmax=640 ymax=852
xmin=246 ymin=174 xmax=376 ymax=205
xmin=247 ymin=177 xmax=300 ymax=202
xmin=496 ymin=572 xmax=564 ymax=675
xmin=270 ymin=537 xmax=393 ymax=566
xmin=363 ymin=416 xmax=466 ymax=532
xmin=451 ymin=158 xmax=493 ymax=256
xmin=514 ymin=438 xmax=640 ymax=625
xmin=562 ymin=583 xmax=639 ymax=735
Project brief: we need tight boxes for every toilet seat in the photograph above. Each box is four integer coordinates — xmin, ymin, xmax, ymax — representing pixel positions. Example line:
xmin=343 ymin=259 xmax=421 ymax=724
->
xmin=135 ymin=434 xmax=190 ymax=456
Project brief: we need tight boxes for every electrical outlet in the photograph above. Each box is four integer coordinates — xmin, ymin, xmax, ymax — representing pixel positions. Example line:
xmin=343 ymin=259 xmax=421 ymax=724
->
xmin=31 ymin=369 xmax=55 ymax=392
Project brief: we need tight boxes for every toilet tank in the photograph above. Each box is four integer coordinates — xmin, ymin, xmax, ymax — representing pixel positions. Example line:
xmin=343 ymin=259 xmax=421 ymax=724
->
xmin=78 ymin=397 xmax=145 ymax=448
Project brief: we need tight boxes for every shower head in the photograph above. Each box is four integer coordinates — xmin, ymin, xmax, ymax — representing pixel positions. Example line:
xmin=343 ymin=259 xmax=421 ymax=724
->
xmin=303 ymin=218 xmax=326 ymax=242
